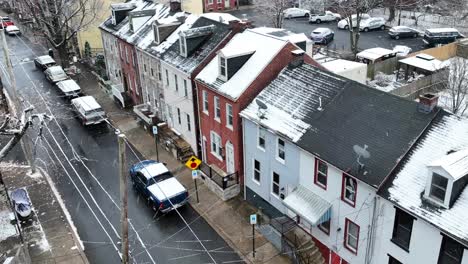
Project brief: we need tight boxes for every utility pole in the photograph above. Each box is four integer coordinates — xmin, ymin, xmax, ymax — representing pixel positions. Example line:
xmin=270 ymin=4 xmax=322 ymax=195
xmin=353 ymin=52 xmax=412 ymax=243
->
xmin=0 ymin=25 xmax=35 ymax=172
xmin=118 ymin=134 xmax=129 ymax=264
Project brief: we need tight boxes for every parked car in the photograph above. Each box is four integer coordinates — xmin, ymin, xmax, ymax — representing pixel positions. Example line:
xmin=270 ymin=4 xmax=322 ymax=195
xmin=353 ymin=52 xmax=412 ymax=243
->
xmin=359 ymin=17 xmax=386 ymax=32
xmin=44 ymin=66 xmax=68 ymax=83
xmin=130 ymin=160 xmax=189 ymax=213
xmin=423 ymin=28 xmax=465 ymax=47
xmin=337 ymin=14 xmax=371 ymax=29
xmin=10 ymin=188 xmax=32 ymax=219
xmin=56 ymin=79 xmax=81 ymax=98
xmin=0 ymin=16 xmax=14 ymax=29
xmin=34 ymin=55 xmax=56 ymax=70
xmin=283 ymin=8 xmax=310 ymax=19
xmin=71 ymin=96 xmax=106 ymax=125
xmin=388 ymin=26 xmax=419 ymax=39
xmin=310 ymin=28 xmax=334 ymax=44
xmin=5 ymin=25 xmax=20 ymax=36
xmin=393 ymin=45 xmax=412 ymax=57
xmin=309 ymin=11 xmax=341 ymax=23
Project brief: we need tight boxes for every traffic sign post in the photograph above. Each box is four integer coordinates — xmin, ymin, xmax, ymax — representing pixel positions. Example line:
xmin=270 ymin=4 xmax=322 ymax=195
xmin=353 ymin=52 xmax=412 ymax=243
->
xmin=250 ymin=214 xmax=257 ymax=258
xmin=185 ymin=156 xmax=201 ymax=170
xmin=152 ymin=126 xmax=159 ymax=161
xmin=192 ymin=170 xmax=199 ymax=203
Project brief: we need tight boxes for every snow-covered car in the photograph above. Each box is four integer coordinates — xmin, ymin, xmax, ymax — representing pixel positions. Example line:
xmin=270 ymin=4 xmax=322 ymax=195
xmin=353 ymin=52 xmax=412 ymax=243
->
xmin=44 ymin=66 xmax=68 ymax=83
xmin=309 ymin=11 xmax=341 ymax=23
xmin=359 ymin=17 xmax=386 ymax=32
xmin=34 ymin=55 xmax=56 ymax=71
xmin=56 ymin=79 xmax=81 ymax=98
xmin=310 ymin=28 xmax=334 ymax=44
xmin=283 ymin=8 xmax=310 ymax=19
xmin=393 ymin=45 xmax=412 ymax=57
xmin=388 ymin=26 xmax=419 ymax=39
xmin=337 ymin=14 xmax=371 ymax=29
xmin=5 ymin=25 xmax=20 ymax=36
xmin=71 ymin=96 xmax=106 ymax=125
xmin=130 ymin=160 xmax=189 ymax=213
xmin=10 ymin=188 xmax=32 ymax=219
xmin=0 ymin=16 xmax=14 ymax=29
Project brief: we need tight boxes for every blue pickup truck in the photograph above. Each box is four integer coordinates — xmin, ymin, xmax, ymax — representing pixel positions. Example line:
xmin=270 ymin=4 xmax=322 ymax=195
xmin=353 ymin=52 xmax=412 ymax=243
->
xmin=130 ymin=160 xmax=189 ymax=213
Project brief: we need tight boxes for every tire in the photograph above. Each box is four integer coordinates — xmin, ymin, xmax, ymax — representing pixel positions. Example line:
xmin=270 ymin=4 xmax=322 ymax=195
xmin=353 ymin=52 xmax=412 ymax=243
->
xmin=344 ymin=25 xmax=349 ymax=30
xmin=364 ymin=27 xmax=369 ymax=32
xmin=395 ymin=35 xmax=400 ymax=40
xmin=304 ymin=13 xmax=310 ymax=18
xmin=287 ymin=15 xmax=292 ymax=19
xmin=380 ymin=25 xmax=385 ymax=30
xmin=413 ymin=33 xmax=418 ymax=38
xmin=316 ymin=19 xmax=321 ymax=24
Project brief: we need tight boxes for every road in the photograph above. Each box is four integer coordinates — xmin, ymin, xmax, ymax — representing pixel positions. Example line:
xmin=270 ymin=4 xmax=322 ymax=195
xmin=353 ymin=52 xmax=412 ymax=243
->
xmin=228 ymin=8 xmax=427 ymax=53
xmin=0 ymin=33 xmax=244 ymax=263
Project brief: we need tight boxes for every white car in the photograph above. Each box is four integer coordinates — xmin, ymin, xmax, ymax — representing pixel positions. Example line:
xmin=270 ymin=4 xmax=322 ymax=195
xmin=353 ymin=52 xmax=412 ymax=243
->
xmin=393 ymin=45 xmax=412 ymax=57
xmin=337 ymin=14 xmax=371 ymax=29
xmin=359 ymin=17 xmax=386 ymax=32
xmin=283 ymin=8 xmax=310 ymax=19
xmin=5 ymin=25 xmax=20 ymax=36
xmin=56 ymin=79 xmax=81 ymax=98
xmin=44 ymin=66 xmax=68 ymax=83
xmin=309 ymin=11 xmax=341 ymax=23
xmin=71 ymin=96 xmax=106 ymax=125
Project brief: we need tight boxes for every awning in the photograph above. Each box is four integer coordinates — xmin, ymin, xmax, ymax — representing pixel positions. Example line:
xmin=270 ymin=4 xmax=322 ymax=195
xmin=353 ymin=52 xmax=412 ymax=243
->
xmin=283 ymin=185 xmax=332 ymax=226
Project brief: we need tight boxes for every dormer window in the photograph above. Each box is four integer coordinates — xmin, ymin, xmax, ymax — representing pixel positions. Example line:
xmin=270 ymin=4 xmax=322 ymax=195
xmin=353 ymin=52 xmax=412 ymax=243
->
xmin=219 ymin=56 xmax=227 ymax=79
xmin=179 ymin=35 xmax=187 ymax=57
xmin=429 ymin=173 xmax=448 ymax=202
xmin=217 ymin=47 xmax=255 ymax=81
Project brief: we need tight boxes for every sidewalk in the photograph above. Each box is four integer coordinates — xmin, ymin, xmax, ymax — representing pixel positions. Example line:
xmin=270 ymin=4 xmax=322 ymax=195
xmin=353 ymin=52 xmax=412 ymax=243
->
xmin=77 ymin=66 xmax=291 ymax=264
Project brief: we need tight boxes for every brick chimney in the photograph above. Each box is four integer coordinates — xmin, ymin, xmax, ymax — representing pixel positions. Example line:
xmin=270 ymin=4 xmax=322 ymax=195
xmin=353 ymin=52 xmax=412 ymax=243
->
xmin=228 ymin=20 xmax=251 ymax=33
xmin=289 ymin=50 xmax=305 ymax=68
xmin=418 ymin=93 xmax=439 ymax=113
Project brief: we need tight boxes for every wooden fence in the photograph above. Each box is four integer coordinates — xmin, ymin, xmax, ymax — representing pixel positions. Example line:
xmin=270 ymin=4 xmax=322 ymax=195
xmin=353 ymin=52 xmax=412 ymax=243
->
xmin=390 ymin=71 xmax=447 ymax=100
xmin=367 ymin=57 xmax=398 ymax=80
xmin=407 ymin=42 xmax=458 ymax=61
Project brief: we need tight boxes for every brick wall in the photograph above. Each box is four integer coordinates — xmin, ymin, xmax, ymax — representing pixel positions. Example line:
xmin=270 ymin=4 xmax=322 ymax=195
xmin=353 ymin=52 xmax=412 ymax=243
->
xmin=118 ymin=39 xmax=142 ymax=105
xmin=204 ymin=0 xmax=237 ymax=12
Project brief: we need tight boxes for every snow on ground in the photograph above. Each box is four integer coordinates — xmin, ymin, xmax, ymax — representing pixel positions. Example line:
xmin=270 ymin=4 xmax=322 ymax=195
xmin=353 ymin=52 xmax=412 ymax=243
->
xmin=367 ymin=72 xmax=402 ymax=92
xmin=0 ymin=210 xmax=17 ymax=241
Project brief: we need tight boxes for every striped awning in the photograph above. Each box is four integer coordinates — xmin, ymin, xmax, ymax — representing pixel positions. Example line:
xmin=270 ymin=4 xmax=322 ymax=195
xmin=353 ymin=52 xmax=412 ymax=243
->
xmin=283 ymin=185 xmax=332 ymax=226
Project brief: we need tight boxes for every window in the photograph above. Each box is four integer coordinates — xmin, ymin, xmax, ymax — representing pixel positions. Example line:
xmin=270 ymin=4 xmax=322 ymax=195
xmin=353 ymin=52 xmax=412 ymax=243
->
xmin=277 ymin=138 xmax=285 ymax=161
xmin=344 ymin=218 xmax=359 ymax=254
xmin=165 ymin=70 xmax=169 ymax=86
xmin=210 ymin=131 xmax=222 ymax=159
xmin=318 ymin=219 xmax=330 ymax=235
xmin=202 ymin=90 xmax=209 ymax=114
xmin=132 ymin=51 xmax=136 ymax=66
xmin=342 ymin=174 xmax=357 ymax=207
xmin=253 ymin=160 xmax=261 ymax=183
xmin=184 ymin=80 xmax=188 ymax=97
xmin=174 ymin=74 xmax=178 ymax=91
xmin=272 ymin=172 xmax=280 ymax=196
xmin=134 ymin=78 xmax=139 ymax=95
xmin=314 ymin=159 xmax=327 ymax=189
xmin=151 ymin=67 xmax=154 ymax=77
xmin=158 ymin=65 xmax=162 ymax=81
xmin=177 ymin=108 xmax=181 ymax=124
xmin=226 ymin=104 xmax=233 ymax=128
xmin=388 ymin=255 xmax=402 ymax=264
xmin=180 ymin=36 xmax=187 ymax=56
xmin=217 ymin=0 xmax=222 ymax=3
xmin=120 ymin=44 xmax=124 ymax=59
xmin=438 ymin=236 xmax=464 ymax=264
xmin=208 ymin=0 xmax=213 ymax=4
xmin=430 ymin=173 xmax=448 ymax=202
xmin=391 ymin=208 xmax=414 ymax=251
xmin=125 ymin=46 xmax=129 ymax=63
xmin=258 ymin=127 xmax=266 ymax=149
xmin=186 ymin=114 xmax=191 ymax=131
xmin=214 ymin=96 xmax=221 ymax=120
xmin=144 ymin=64 xmax=147 ymax=72
xmin=220 ymin=57 xmax=227 ymax=77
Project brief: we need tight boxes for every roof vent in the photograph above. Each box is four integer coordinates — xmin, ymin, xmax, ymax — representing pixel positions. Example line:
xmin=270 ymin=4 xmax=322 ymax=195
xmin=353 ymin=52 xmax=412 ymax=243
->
xmin=289 ymin=49 xmax=305 ymax=68
xmin=256 ymin=99 xmax=268 ymax=119
xmin=418 ymin=93 xmax=439 ymax=114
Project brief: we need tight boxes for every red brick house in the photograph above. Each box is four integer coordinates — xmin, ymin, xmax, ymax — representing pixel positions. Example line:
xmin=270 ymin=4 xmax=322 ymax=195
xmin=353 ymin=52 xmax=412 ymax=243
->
xmin=195 ymin=29 xmax=319 ymax=186
xmin=204 ymin=0 xmax=238 ymax=11
xmin=118 ymin=39 xmax=142 ymax=105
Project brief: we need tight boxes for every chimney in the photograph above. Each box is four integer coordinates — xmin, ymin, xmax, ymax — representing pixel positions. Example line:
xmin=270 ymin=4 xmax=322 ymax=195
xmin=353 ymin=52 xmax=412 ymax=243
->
xmin=289 ymin=49 xmax=305 ymax=68
xmin=418 ymin=93 xmax=439 ymax=113
xmin=169 ymin=0 xmax=182 ymax=13
xmin=228 ymin=20 xmax=251 ymax=32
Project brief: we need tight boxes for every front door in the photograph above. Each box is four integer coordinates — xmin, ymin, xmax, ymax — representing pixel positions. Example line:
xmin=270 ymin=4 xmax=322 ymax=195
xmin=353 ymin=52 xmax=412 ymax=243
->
xmin=225 ymin=0 xmax=230 ymax=8
xmin=225 ymin=142 xmax=234 ymax=174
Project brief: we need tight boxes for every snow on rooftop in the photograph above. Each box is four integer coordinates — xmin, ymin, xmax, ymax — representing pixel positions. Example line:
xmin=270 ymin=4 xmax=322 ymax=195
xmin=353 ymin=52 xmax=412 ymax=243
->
xmin=201 ymin=13 xmax=240 ymax=24
xmin=314 ymin=55 xmax=366 ymax=72
xmin=140 ymin=162 xmax=169 ymax=179
xmin=137 ymin=11 xmax=188 ymax=50
xmin=147 ymin=177 xmax=186 ymax=201
xmin=196 ymin=29 xmax=287 ymax=100
xmin=357 ymin=47 xmax=395 ymax=61
xmin=251 ymin=27 xmax=309 ymax=43
xmin=386 ymin=114 xmax=468 ymax=244
xmin=71 ymin=96 xmax=101 ymax=112
xmin=150 ymin=14 xmax=199 ymax=53
xmin=429 ymin=149 xmax=468 ymax=180
xmin=426 ymin=28 xmax=459 ymax=33
xmin=399 ymin=54 xmax=448 ymax=72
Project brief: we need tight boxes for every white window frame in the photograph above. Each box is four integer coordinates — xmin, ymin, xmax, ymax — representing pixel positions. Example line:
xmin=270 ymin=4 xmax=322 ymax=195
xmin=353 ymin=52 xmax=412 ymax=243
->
xmin=258 ymin=126 xmax=266 ymax=151
xmin=343 ymin=175 xmax=357 ymax=205
xmin=174 ymin=74 xmax=178 ymax=91
xmin=276 ymin=138 xmax=285 ymax=163
xmin=226 ymin=103 xmax=233 ymax=129
xmin=345 ymin=219 xmax=359 ymax=253
xmin=210 ymin=131 xmax=223 ymax=160
xmin=219 ymin=56 xmax=227 ymax=81
xmin=158 ymin=64 xmax=162 ymax=81
xmin=180 ymin=36 xmax=187 ymax=57
xmin=184 ymin=79 xmax=188 ymax=97
xmin=429 ymin=173 xmax=448 ymax=203
xmin=134 ymin=78 xmax=139 ymax=95
xmin=125 ymin=46 xmax=129 ymax=63
xmin=253 ymin=159 xmax=261 ymax=184
xmin=272 ymin=171 xmax=280 ymax=197
xmin=165 ymin=69 xmax=169 ymax=86
xmin=208 ymin=0 xmax=213 ymax=4
xmin=217 ymin=0 xmax=222 ymax=3
xmin=177 ymin=107 xmax=181 ymax=124
xmin=202 ymin=90 xmax=209 ymax=114
xmin=186 ymin=114 xmax=191 ymax=131
xmin=214 ymin=96 xmax=221 ymax=122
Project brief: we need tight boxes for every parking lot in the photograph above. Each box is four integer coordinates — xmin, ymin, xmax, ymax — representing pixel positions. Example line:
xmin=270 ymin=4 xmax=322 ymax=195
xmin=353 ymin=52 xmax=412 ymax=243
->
xmin=228 ymin=8 xmax=428 ymax=53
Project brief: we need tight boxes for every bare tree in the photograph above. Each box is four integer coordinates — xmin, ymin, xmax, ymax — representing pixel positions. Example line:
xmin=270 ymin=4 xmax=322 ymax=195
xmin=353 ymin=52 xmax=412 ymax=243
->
xmin=444 ymin=57 xmax=468 ymax=116
xmin=256 ymin=0 xmax=289 ymax=28
xmin=17 ymin=0 xmax=102 ymax=67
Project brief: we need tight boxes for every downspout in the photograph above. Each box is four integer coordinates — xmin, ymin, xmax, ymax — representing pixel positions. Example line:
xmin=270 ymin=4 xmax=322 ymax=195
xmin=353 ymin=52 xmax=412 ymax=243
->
xmin=242 ymin=117 xmax=247 ymax=200
xmin=365 ymin=196 xmax=378 ymax=264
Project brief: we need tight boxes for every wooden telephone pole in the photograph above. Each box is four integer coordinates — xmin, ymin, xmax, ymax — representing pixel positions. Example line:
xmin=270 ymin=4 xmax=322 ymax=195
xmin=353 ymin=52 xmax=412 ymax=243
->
xmin=118 ymin=134 xmax=129 ymax=263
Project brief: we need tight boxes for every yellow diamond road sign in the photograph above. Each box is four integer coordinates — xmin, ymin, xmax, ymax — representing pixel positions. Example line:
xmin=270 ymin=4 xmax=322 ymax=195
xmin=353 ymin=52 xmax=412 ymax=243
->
xmin=185 ymin=156 xmax=201 ymax=170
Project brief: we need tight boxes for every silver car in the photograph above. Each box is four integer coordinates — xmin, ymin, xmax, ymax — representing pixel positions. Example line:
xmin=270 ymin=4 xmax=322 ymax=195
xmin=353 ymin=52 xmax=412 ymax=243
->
xmin=310 ymin=28 xmax=334 ymax=45
xmin=44 ymin=66 xmax=68 ymax=83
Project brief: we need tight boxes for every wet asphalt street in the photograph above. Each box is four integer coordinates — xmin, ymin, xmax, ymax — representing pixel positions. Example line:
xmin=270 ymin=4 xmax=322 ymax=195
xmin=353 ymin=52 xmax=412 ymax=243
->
xmin=0 ymin=33 xmax=243 ymax=264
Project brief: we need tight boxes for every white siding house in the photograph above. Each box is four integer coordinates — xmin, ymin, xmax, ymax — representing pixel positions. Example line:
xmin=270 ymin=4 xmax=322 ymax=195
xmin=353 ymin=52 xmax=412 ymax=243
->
xmin=101 ymin=30 xmax=122 ymax=85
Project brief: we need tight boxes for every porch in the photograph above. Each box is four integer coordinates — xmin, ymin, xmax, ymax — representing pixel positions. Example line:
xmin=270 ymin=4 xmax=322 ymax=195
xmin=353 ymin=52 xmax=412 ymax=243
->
xmin=198 ymin=162 xmax=240 ymax=201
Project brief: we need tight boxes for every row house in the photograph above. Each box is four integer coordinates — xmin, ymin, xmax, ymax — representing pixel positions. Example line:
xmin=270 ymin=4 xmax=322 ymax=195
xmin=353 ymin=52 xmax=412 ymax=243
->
xmin=240 ymin=61 xmax=439 ymax=263
xmin=194 ymin=28 xmax=316 ymax=192
xmin=374 ymin=109 xmax=468 ymax=264
xmin=204 ymin=0 xmax=237 ymax=12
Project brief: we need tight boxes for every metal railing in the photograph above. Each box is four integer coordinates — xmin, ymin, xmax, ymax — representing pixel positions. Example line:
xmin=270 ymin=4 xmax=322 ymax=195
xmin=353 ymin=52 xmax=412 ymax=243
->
xmin=199 ymin=162 xmax=239 ymax=190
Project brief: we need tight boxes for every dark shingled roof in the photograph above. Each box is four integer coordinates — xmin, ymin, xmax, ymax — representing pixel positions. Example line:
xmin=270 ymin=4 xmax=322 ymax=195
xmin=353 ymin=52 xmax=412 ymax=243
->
xmin=159 ymin=16 xmax=231 ymax=74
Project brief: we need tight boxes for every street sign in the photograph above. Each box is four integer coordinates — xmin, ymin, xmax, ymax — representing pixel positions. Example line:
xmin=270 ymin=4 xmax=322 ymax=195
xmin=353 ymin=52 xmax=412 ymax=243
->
xmin=185 ymin=156 xmax=201 ymax=170
xmin=152 ymin=126 xmax=158 ymax=135
xmin=250 ymin=214 xmax=257 ymax=225
xmin=191 ymin=170 xmax=199 ymax=179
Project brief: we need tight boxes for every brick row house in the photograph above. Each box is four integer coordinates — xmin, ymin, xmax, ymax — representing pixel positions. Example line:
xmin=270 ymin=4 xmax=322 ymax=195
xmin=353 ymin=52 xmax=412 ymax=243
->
xmin=204 ymin=0 xmax=238 ymax=12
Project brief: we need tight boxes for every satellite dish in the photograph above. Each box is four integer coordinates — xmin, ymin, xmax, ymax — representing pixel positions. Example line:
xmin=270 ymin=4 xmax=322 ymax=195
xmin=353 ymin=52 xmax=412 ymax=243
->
xmin=256 ymin=99 xmax=268 ymax=110
xmin=353 ymin=144 xmax=370 ymax=168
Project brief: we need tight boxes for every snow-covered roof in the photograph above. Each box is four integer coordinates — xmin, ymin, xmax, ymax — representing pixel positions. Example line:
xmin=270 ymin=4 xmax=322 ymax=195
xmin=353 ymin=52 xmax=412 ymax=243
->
xmin=196 ymin=29 xmax=287 ymax=100
xmin=136 ymin=12 xmax=188 ymax=50
xmin=250 ymin=27 xmax=310 ymax=44
xmin=314 ymin=54 xmax=366 ymax=73
xmin=399 ymin=54 xmax=448 ymax=72
xmin=201 ymin=13 xmax=240 ymax=24
xmin=46 ymin=66 xmax=65 ymax=75
xmin=56 ymin=80 xmax=81 ymax=93
xmin=428 ymin=149 xmax=468 ymax=180
xmin=426 ymin=28 xmax=459 ymax=33
xmin=36 ymin=55 xmax=55 ymax=65
xmin=381 ymin=112 xmax=468 ymax=245
xmin=71 ymin=96 xmax=102 ymax=112
xmin=357 ymin=47 xmax=396 ymax=61
xmin=139 ymin=162 xmax=169 ymax=180
xmin=147 ymin=177 xmax=186 ymax=201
